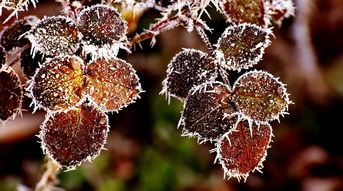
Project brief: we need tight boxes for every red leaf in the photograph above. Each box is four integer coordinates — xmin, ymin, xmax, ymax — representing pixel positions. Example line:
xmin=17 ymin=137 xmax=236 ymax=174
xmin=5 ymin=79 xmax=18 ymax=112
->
xmin=215 ymin=120 xmax=272 ymax=180
xmin=40 ymin=103 xmax=109 ymax=168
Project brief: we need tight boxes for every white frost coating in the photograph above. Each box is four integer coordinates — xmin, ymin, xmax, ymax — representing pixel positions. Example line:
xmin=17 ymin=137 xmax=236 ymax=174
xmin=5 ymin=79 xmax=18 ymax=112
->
xmin=160 ymin=48 xmax=218 ymax=102
xmin=82 ymin=42 xmax=122 ymax=62
xmin=232 ymin=70 xmax=291 ymax=124
xmin=214 ymin=23 xmax=273 ymax=71
xmin=213 ymin=121 xmax=273 ymax=181
xmin=39 ymin=103 xmax=110 ymax=170
xmin=269 ymin=0 xmax=295 ymax=25
xmin=1 ymin=0 xmax=39 ymax=23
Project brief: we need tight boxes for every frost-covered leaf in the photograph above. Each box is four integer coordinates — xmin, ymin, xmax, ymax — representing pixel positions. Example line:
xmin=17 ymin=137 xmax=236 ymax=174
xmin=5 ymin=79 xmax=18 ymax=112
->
xmin=77 ymin=4 xmax=127 ymax=60
xmin=0 ymin=46 xmax=6 ymax=69
xmin=78 ymin=4 xmax=126 ymax=45
xmin=84 ymin=58 xmax=141 ymax=112
xmin=20 ymin=48 xmax=45 ymax=78
xmin=0 ymin=16 xmax=38 ymax=51
xmin=161 ymin=49 xmax=217 ymax=100
xmin=215 ymin=120 xmax=272 ymax=180
xmin=269 ymin=0 xmax=295 ymax=25
xmin=215 ymin=23 xmax=271 ymax=71
xmin=40 ymin=103 xmax=109 ymax=168
xmin=218 ymin=0 xmax=268 ymax=26
xmin=30 ymin=56 xmax=85 ymax=112
xmin=0 ymin=67 xmax=23 ymax=121
xmin=27 ymin=16 xmax=80 ymax=56
xmin=232 ymin=70 xmax=290 ymax=123
xmin=180 ymin=82 xmax=238 ymax=142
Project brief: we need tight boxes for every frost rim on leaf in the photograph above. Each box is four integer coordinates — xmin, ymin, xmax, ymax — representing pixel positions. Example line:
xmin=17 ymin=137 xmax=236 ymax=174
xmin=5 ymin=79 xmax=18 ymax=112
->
xmin=39 ymin=103 xmax=110 ymax=169
xmin=213 ymin=120 xmax=273 ymax=181
xmin=179 ymin=81 xmax=239 ymax=143
xmin=232 ymin=70 xmax=291 ymax=124
xmin=214 ymin=23 xmax=272 ymax=71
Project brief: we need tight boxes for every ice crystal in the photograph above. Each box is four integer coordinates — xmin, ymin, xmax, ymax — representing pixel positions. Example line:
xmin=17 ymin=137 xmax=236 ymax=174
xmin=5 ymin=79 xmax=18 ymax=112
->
xmin=180 ymin=82 xmax=238 ymax=142
xmin=40 ymin=103 xmax=109 ymax=168
xmin=269 ymin=0 xmax=295 ymax=25
xmin=0 ymin=0 xmax=39 ymax=23
xmin=20 ymin=47 xmax=45 ymax=78
xmin=232 ymin=70 xmax=290 ymax=123
xmin=215 ymin=120 xmax=272 ymax=181
xmin=0 ymin=67 xmax=23 ymax=121
xmin=215 ymin=23 xmax=272 ymax=71
xmin=161 ymin=48 xmax=217 ymax=100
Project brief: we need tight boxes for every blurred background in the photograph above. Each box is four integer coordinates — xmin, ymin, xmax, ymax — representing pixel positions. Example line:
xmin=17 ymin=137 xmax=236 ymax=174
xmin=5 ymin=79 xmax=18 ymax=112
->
xmin=1 ymin=0 xmax=343 ymax=190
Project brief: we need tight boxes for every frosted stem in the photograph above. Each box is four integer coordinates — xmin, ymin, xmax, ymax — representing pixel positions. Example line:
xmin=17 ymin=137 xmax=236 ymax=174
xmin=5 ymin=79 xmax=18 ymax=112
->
xmin=34 ymin=157 xmax=61 ymax=191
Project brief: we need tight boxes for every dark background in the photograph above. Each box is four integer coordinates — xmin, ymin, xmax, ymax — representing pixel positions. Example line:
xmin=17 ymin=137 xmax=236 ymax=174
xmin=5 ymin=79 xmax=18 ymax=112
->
xmin=0 ymin=0 xmax=342 ymax=190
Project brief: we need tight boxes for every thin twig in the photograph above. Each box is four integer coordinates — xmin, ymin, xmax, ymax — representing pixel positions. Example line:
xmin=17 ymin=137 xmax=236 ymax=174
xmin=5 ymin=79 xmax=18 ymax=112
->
xmin=35 ymin=157 xmax=61 ymax=191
